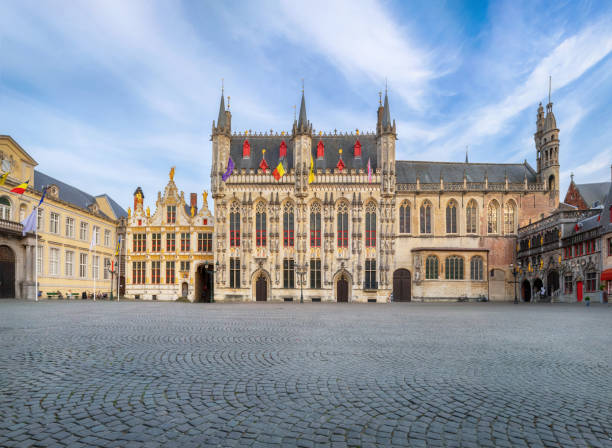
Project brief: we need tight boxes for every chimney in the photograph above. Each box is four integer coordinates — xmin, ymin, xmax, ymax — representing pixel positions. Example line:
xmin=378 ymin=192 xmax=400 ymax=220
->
xmin=190 ymin=193 xmax=198 ymax=214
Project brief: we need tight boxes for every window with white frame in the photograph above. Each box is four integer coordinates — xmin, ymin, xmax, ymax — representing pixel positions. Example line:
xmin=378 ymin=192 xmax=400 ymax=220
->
xmin=49 ymin=248 xmax=60 ymax=276
xmin=104 ymin=229 xmax=111 ymax=247
xmin=92 ymin=255 xmax=99 ymax=280
xmin=65 ymin=251 xmax=74 ymax=277
xmin=93 ymin=226 xmax=100 ymax=245
xmin=104 ymin=258 xmax=111 ymax=279
xmin=50 ymin=212 xmax=60 ymax=234
xmin=37 ymin=208 xmax=44 ymax=231
xmin=79 ymin=253 xmax=87 ymax=278
xmin=65 ymin=217 xmax=75 ymax=238
xmin=79 ymin=222 xmax=88 ymax=241
xmin=0 ymin=196 xmax=11 ymax=220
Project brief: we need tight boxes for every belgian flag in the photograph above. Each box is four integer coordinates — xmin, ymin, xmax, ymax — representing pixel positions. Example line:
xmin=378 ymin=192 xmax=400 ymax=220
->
xmin=272 ymin=161 xmax=286 ymax=181
xmin=10 ymin=179 xmax=29 ymax=194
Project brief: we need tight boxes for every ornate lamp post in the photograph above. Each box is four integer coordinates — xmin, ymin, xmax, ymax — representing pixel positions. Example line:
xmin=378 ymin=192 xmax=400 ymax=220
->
xmin=297 ymin=263 xmax=307 ymax=303
xmin=511 ymin=262 xmax=520 ymax=304
xmin=107 ymin=262 xmax=116 ymax=300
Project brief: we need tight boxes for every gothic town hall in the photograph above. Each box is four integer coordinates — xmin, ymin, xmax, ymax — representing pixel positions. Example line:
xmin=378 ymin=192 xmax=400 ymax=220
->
xmin=211 ymin=90 xmax=559 ymax=302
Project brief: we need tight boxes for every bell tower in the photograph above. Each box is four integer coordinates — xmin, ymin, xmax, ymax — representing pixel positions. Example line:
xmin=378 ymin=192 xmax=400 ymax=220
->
xmin=211 ymin=88 xmax=232 ymax=198
xmin=292 ymin=89 xmax=312 ymax=198
xmin=376 ymin=88 xmax=396 ymax=197
xmin=534 ymin=77 xmax=560 ymax=202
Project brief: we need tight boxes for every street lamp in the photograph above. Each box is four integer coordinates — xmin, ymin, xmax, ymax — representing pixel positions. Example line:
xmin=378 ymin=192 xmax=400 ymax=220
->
xmin=297 ymin=263 xmax=307 ymax=303
xmin=511 ymin=262 xmax=520 ymax=304
xmin=107 ymin=262 xmax=116 ymax=300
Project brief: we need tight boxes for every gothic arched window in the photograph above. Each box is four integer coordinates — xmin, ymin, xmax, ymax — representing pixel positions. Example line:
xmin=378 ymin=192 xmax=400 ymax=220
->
xmin=487 ymin=200 xmax=500 ymax=234
xmin=337 ymin=202 xmax=349 ymax=248
xmin=229 ymin=202 xmax=240 ymax=247
xmin=255 ymin=201 xmax=267 ymax=247
xmin=445 ymin=255 xmax=464 ymax=280
xmin=470 ymin=256 xmax=483 ymax=281
xmin=365 ymin=201 xmax=377 ymax=247
xmin=466 ymin=199 xmax=477 ymax=234
xmin=446 ymin=200 xmax=457 ymax=234
xmin=420 ymin=201 xmax=432 ymax=234
xmin=310 ymin=202 xmax=321 ymax=247
xmin=425 ymin=255 xmax=438 ymax=279
xmin=399 ymin=201 xmax=410 ymax=233
xmin=504 ymin=200 xmax=516 ymax=234
xmin=283 ymin=202 xmax=294 ymax=247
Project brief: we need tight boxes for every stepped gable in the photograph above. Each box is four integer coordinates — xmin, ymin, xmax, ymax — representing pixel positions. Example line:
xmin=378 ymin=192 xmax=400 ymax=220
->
xmin=395 ymin=161 xmax=538 ymax=184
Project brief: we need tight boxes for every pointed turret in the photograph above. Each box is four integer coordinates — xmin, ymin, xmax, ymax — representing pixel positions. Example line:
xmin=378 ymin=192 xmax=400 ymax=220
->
xmin=293 ymin=91 xmax=312 ymax=135
xmin=377 ymin=88 xmax=396 ymax=136
xmin=213 ymin=92 xmax=231 ymax=136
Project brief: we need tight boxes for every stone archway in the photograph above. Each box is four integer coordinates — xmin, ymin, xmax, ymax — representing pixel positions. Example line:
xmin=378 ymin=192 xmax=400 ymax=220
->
xmin=251 ymin=270 xmax=270 ymax=302
xmin=0 ymin=245 xmax=16 ymax=298
xmin=521 ymin=280 xmax=531 ymax=302
xmin=194 ymin=263 xmax=214 ymax=303
xmin=533 ymin=278 xmax=544 ymax=300
xmin=393 ymin=269 xmax=411 ymax=302
xmin=547 ymin=270 xmax=560 ymax=296
xmin=333 ymin=270 xmax=352 ymax=302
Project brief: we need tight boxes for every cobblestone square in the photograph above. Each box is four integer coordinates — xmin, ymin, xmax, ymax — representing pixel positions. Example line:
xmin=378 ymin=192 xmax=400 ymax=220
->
xmin=1 ymin=300 xmax=611 ymax=447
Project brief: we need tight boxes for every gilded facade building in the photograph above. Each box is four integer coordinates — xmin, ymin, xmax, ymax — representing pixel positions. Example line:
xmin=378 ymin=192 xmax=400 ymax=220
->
xmin=125 ymin=170 xmax=214 ymax=301
xmin=210 ymin=90 xmax=560 ymax=302
xmin=0 ymin=135 xmax=126 ymax=299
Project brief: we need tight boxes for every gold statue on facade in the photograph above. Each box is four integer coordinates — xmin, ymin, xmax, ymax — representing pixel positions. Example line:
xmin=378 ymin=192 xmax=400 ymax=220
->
xmin=202 ymin=190 xmax=208 ymax=207
xmin=169 ymin=167 xmax=175 ymax=181
xmin=146 ymin=206 xmax=150 ymax=217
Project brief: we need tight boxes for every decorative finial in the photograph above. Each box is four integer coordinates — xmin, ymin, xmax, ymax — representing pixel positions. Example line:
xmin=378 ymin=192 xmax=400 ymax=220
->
xmin=221 ymin=78 xmax=224 ymax=95
xmin=281 ymin=131 xmax=285 ymax=136
xmin=227 ymin=96 xmax=230 ymax=109
xmin=378 ymin=91 xmax=382 ymax=105
xmin=169 ymin=167 xmax=175 ymax=181
xmin=339 ymin=148 xmax=343 ymax=155
xmin=244 ymin=130 xmax=248 ymax=136
xmin=319 ymin=130 xmax=322 ymax=136
xmin=570 ymin=172 xmax=574 ymax=183
xmin=262 ymin=149 xmax=266 ymax=154
xmin=548 ymin=75 xmax=551 ymax=104
xmin=356 ymin=129 xmax=359 ymax=135
xmin=301 ymin=78 xmax=304 ymax=93
xmin=385 ymin=77 xmax=388 ymax=93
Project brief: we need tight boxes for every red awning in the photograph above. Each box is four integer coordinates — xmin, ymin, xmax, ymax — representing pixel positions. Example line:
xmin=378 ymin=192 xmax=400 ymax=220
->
xmin=601 ymin=269 xmax=612 ymax=281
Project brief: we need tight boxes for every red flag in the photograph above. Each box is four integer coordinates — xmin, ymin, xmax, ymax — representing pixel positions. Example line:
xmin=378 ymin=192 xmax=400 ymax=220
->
xmin=316 ymin=140 xmax=324 ymax=158
xmin=336 ymin=158 xmax=345 ymax=172
xmin=279 ymin=140 xmax=287 ymax=158
xmin=259 ymin=158 xmax=268 ymax=171
xmin=242 ymin=139 xmax=250 ymax=158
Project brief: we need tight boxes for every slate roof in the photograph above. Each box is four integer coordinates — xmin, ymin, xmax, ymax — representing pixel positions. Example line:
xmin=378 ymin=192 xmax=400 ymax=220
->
xmin=34 ymin=170 xmax=126 ymax=220
xmin=395 ymin=161 xmax=537 ymax=183
xmin=229 ymin=134 xmax=377 ymax=173
xmin=602 ymin=183 xmax=612 ymax=234
xmin=575 ymin=182 xmax=611 ymax=208
xmin=96 ymin=194 xmax=128 ymax=219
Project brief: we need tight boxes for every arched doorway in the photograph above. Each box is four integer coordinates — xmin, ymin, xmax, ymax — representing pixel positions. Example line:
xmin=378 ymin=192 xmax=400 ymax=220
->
xmin=337 ymin=274 xmax=349 ymax=302
xmin=533 ymin=278 xmax=544 ymax=299
xmin=521 ymin=280 xmax=531 ymax=302
xmin=393 ymin=269 xmax=411 ymax=302
xmin=0 ymin=245 xmax=15 ymax=298
xmin=194 ymin=264 xmax=214 ymax=303
xmin=181 ymin=282 xmax=188 ymax=298
xmin=255 ymin=271 xmax=268 ymax=302
xmin=547 ymin=270 xmax=559 ymax=296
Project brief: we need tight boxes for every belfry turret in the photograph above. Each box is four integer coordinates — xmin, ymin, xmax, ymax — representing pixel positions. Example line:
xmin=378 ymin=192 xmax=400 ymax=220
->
xmin=376 ymin=88 xmax=396 ymax=197
xmin=534 ymin=77 xmax=560 ymax=202
xmin=211 ymin=88 xmax=232 ymax=198
xmin=292 ymin=89 xmax=312 ymax=197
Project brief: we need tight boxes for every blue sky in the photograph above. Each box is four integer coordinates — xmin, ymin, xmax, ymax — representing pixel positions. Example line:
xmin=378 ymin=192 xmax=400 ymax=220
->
xmin=1 ymin=0 xmax=612 ymax=211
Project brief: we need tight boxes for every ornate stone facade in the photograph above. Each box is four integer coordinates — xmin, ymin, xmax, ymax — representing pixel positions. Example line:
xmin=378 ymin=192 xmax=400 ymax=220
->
xmin=125 ymin=170 xmax=214 ymax=302
xmin=211 ymin=90 xmax=560 ymax=302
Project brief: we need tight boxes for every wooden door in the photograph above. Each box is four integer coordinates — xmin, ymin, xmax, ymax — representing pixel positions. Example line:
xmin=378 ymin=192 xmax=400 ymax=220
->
xmin=256 ymin=275 xmax=267 ymax=301
xmin=0 ymin=246 xmax=15 ymax=298
xmin=393 ymin=269 xmax=411 ymax=302
xmin=576 ymin=281 xmax=583 ymax=302
xmin=337 ymin=276 xmax=348 ymax=302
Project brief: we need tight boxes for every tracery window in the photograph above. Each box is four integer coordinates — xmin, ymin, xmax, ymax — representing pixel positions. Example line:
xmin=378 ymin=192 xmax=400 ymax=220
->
xmin=445 ymin=256 xmax=464 ymax=280
xmin=446 ymin=200 xmax=457 ymax=234
xmin=399 ymin=201 xmax=410 ymax=233
xmin=365 ymin=202 xmax=376 ymax=247
xmin=470 ymin=256 xmax=483 ymax=281
xmin=337 ymin=202 xmax=349 ymax=248
xmin=420 ymin=201 xmax=432 ymax=234
xmin=487 ymin=200 xmax=500 ymax=234
xmin=310 ymin=202 xmax=321 ymax=247
xmin=230 ymin=202 xmax=240 ymax=247
xmin=504 ymin=201 xmax=516 ymax=234
xmin=255 ymin=201 xmax=267 ymax=247
xmin=283 ymin=202 xmax=294 ymax=247
xmin=425 ymin=255 xmax=438 ymax=279
xmin=466 ymin=200 xmax=477 ymax=234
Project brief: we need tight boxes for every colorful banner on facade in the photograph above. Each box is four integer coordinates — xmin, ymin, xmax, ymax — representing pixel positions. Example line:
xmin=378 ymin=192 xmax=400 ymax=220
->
xmin=222 ymin=157 xmax=234 ymax=182
xmin=10 ymin=179 xmax=29 ymax=194
xmin=272 ymin=162 xmax=286 ymax=181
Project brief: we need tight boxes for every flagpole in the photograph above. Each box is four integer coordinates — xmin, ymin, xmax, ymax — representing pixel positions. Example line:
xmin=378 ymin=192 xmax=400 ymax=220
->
xmin=117 ymin=238 xmax=121 ymax=302
xmin=35 ymin=209 xmax=38 ymax=302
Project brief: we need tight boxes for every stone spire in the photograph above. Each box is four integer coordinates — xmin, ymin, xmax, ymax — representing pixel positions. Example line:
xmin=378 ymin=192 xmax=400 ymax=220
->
xmin=217 ymin=93 xmax=226 ymax=129
xmin=213 ymin=89 xmax=231 ymax=136
xmin=377 ymin=87 xmax=396 ymax=136
xmin=293 ymin=89 xmax=312 ymax=135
